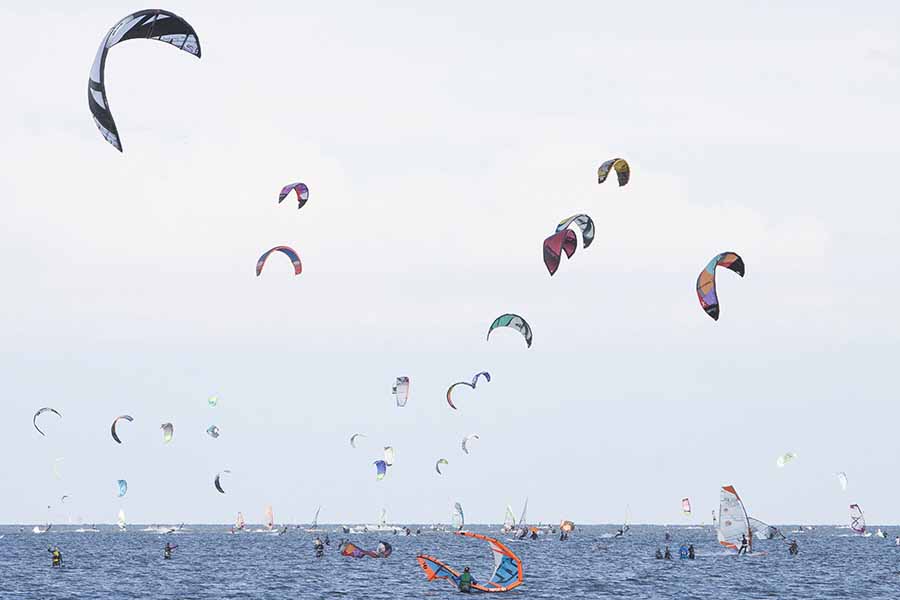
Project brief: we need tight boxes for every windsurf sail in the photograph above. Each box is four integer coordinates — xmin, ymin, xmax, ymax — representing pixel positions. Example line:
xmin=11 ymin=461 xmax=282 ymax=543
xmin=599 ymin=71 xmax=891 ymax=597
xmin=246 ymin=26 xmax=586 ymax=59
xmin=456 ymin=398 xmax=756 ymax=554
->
xmin=452 ymin=502 xmax=465 ymax=531
xmin=265 ymin=505 xmax=275 ymax=530
xmin=417 ymin=531 xmax=524 ymax=593
xmin=681 ymin=498 xmax=692 ymax=516
xmin=748 ymin=517 xmax=785 ymax=540
xmin=117 ymin=509 xmax=126 ymax=530
xmin=850 ymin=504 xmax=865 ymax=533
xmin=717 ymin=485 xmax=752 ymax=552
xmin=378 ymin=508 xmax=388 ymax=527
xmin=340 ymin=540 xmax=391 ymax=559
xmin=235 ymin=512 xmax=245 ymax=531
xmin=517 ymin=498 xmax=528 ymax=526
xmin=311 ymin=506 xmax=321 ymax=528
xmin=503 ymin=505 xmax=516 ymax=530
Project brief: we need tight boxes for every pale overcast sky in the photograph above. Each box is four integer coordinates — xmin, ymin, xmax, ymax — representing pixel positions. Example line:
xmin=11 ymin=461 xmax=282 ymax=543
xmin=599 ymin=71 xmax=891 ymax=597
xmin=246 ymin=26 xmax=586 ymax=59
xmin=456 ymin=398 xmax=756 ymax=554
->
xmin=1 ymin=1 xmax=899 ymax=525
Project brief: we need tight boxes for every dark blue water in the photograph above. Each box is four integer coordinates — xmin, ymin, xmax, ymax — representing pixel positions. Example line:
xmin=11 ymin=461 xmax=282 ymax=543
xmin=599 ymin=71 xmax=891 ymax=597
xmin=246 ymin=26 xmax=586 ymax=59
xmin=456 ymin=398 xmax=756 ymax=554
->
xmin=2 ymin=524 xmax=897 ymax=599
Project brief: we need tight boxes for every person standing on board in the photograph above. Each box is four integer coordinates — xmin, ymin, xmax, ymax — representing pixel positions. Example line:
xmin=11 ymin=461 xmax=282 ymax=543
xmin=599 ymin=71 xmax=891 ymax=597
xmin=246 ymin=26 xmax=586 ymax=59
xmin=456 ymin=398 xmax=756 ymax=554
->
xmin=738 ymin=533 xmax=749 ymax=555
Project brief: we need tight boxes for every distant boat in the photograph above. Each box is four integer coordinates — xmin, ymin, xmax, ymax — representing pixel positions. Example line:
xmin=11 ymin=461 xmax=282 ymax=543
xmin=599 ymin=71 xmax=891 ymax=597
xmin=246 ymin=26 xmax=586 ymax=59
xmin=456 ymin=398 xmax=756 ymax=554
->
xmin=351 ymin=508 xmax=404 ymax=534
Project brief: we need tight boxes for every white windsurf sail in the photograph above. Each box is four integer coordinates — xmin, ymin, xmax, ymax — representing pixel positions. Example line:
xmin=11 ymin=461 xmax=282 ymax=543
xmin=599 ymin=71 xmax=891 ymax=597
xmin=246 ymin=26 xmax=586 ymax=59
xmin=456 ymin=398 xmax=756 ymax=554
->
xmin=717 ymin=485 xmax=751 ymax=552
xmin=311 ymin=506 xmax=321 ymax=528
xmin=265 ymin=505 xmax=275 ymax=530
xmin=452 ymin=502 xmax=465 ymax=530
xmin=517 ymin=498 xmax=528 ymax=526
xmin=503 ymin=505 xmax=516 ymax=529
xmin=378 ymin=507 xmax=387 ymax=527
xmin=117 ymin=509 xmax=127 ymax=531
xmin=235 ymin=512 xmax=245 ymax=530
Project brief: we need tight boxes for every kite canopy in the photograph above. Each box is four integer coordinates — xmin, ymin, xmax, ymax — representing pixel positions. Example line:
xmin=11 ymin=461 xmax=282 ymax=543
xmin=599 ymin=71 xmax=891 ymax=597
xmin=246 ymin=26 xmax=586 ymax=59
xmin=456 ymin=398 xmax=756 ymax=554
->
xmin=207 ymin=395 xmax=219 ymax=407
xmin=350 ymin=433 xmax=366 ymax=448
xmin=374 ymin=460 xmax=388 ymax=480
xmin=748 ymin=517 xmax=784 ymax=540
xmin=340 ymin=540 xmax=392 ymax=558
xmin=850 ymin=504 xmax=865 ymax=533
xmin=597 ymin=158 xmax=630 ymax=186
xmin=214 ymin=470 xmax=230 ymax=494
xmin=542 ymin=229 xmax=577 ymax=276
xmin=446 ymin=372 xmax=491 ymax=410
xmin=776 ymin=452 xmax=797 ymax=468
xmin=383 ymin=446 xmax=396 ymax=466
xmin=110 ymin=415 xmax=134 ymax=444
xmin=435 ymin=458 xmax=449 ymax=475
xmin=696 ymin=252 xmax=745 ymax=321
xmin=543 ymin=214 xmax=596 ymax=276
xmin=487 ymin=314 xmax=532 ymax=348
xmin=88 ymin=9 xmax=201 ymax=151
xmin=417 ymin=531 xmax=524 ymax=593
xmin=206 ymin=425 xmax=220 ymax=439
xmin=116 ymin=479 xmax=128 ymax=498
xmin=836 ymin=472 xmax=848 ymax=491
xmin=278 ymin=182 xmax=309 ymax=210
xmin=682 ymin=498 xmax=692 ymax=516
xmin=392 ymin=377 xmax=410 ymax=407
xmin=717 ymin=485 xmax=752 ymax=552
xmin=560 ymin=520 xmax=575 ymax=533
xmin=160 ymin=422 xmax=174 ymax=444
xmin=33 ymin=408 xmax=62 ymax=437
xmin=256 ymin=246 xmax=302 ymax=277
xmin=461 ymin=434 xmax=480 ymax=454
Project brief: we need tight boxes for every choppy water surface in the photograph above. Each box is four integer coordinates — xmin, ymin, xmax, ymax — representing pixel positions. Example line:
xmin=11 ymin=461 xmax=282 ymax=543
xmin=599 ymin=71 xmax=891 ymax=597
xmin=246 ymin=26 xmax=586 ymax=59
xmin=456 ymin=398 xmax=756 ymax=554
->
xmin=2 ymin=524 xmax=898 ymax=599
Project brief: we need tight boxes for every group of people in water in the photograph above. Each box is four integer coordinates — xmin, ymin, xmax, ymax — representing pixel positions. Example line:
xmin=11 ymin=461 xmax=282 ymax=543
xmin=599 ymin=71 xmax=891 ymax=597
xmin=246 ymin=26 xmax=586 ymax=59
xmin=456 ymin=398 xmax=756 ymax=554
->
xmin=654 ymin=533 xmax=800 ymax=560
xmin=655 ymin=545 xmax=695 ymax=560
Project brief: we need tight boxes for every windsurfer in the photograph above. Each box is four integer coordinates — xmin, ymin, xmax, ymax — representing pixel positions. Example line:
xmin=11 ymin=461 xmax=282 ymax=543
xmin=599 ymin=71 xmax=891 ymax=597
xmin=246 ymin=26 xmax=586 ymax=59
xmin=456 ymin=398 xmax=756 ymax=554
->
xmin=459 ymin=566 xmax=473 ymax=593
xmin=738 ymin=534 xmax=749 ymax=555
xmin=788 ymin=540 xmax=798 ymax=555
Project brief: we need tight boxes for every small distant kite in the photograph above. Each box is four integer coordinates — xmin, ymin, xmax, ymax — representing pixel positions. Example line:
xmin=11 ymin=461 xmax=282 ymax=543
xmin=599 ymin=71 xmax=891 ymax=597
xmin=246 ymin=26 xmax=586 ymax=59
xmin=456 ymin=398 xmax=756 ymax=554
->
xmin=682 ymin=498 xmax=691 ymax=516
xmin=836 ymin=472 xmax=848 ymax=491
xmin=597 ymin=158 xmax=630 ymax=186
xmin=392 ymin=377 xmax=410 ymax=407
xmin=435 ymin=459 xmax=449 ymax=475
xmin=214 ymin=470 xmax=231 ymax=494
xmin=206 ymin=425 xmax=220 ymax=439
xmin=350 ymin=433 xmax=366 ymax=448
xmin=776 ymin=452 xmax=797 ymax=468
xmin=374 ymin=460 xmax=388 ymax=481
xmin=383 ymin=446 xmax=396 ymax=466
xmin=278 ymin=183 xmax=309 ymax=210
xmin=487 ymin=314 xmax=532 ymax=348
xmin=543 ymin=214 xmax=595 ymax=276
xmin=461 ymin=434 xmax=480 ymax=454
xmin=110 ymin=415 xmax=134 ymax=444
xmin=160 ymin=423 xmax=174 ymax=444
xmin=256 ymin=246 xmax=302 ymax=277
xmin=33 ymin=408 xmax=62 ymax=437
xmin=696 ymin=252 xmax=745 ymax=321
xmin=447 ymin=372 xmax=491 ymax=410
xmin=116 ymin=479 xmax=128 ymax=498
xmin=207 ymin=395 xmax=219 ymax=407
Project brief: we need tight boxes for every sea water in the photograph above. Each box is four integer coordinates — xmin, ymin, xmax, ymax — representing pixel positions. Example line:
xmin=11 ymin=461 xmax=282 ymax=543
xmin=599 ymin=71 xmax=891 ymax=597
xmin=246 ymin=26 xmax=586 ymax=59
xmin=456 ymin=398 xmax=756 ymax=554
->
xmin=1 ymin=524 xmax=896 ymax=599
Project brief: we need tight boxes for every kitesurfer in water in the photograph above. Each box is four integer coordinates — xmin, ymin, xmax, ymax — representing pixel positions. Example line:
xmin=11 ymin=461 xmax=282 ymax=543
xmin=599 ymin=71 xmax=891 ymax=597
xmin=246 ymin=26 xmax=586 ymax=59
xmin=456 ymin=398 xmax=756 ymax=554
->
xmin=679 ymin=545 xmax=688 ymax=559
xmin=688 ymin=544 xmax=695 ymax=559
xmin=313 ymin=537 xmax=325 ymax=558
xmin=458 ymin=566 xmax=473 ymax=593
xmin=738 ymin=534 xmax=749 ymax=555
xmin=530 ymin=529 xmax=538 ymax=540
xmin=655 ymin=548 xmax=663 ymax=559
xmin=614 ymin=528 xmax=625 ymax=538
xmin=164 ymin=543 xmax=176 ymax=560
xmin=48 ymin=546 xmax=62 ymax=567
xmin=664 ymin=546 xmax=672 ymax=560
xmin=788 ymin=540 xmax=798 ymax=555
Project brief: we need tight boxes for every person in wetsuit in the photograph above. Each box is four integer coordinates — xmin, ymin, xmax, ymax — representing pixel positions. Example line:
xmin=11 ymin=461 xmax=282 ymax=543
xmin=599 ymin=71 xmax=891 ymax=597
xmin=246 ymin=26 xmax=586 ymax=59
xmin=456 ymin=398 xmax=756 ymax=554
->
xmin=655 ymin=548 xmax=663 ymax=559
xmin=664 ymin=546 xmax=672 ymax=560
xmin=788 ymin=540 xmax=798 ymax=556
xmin=738 ymin=533 xmax=749 ymax=555
xmin=313 ymin=538 xmax=325 ymax=558
xmin=164 ymin=543 xmax=176 ymax=560
xmin=688 ymin=544 xmax=695 ymax=559
xmin=459 ymin=566 xmax=473 ymax=593
xmin=48 ymin=546 xmax=62 ymax=567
